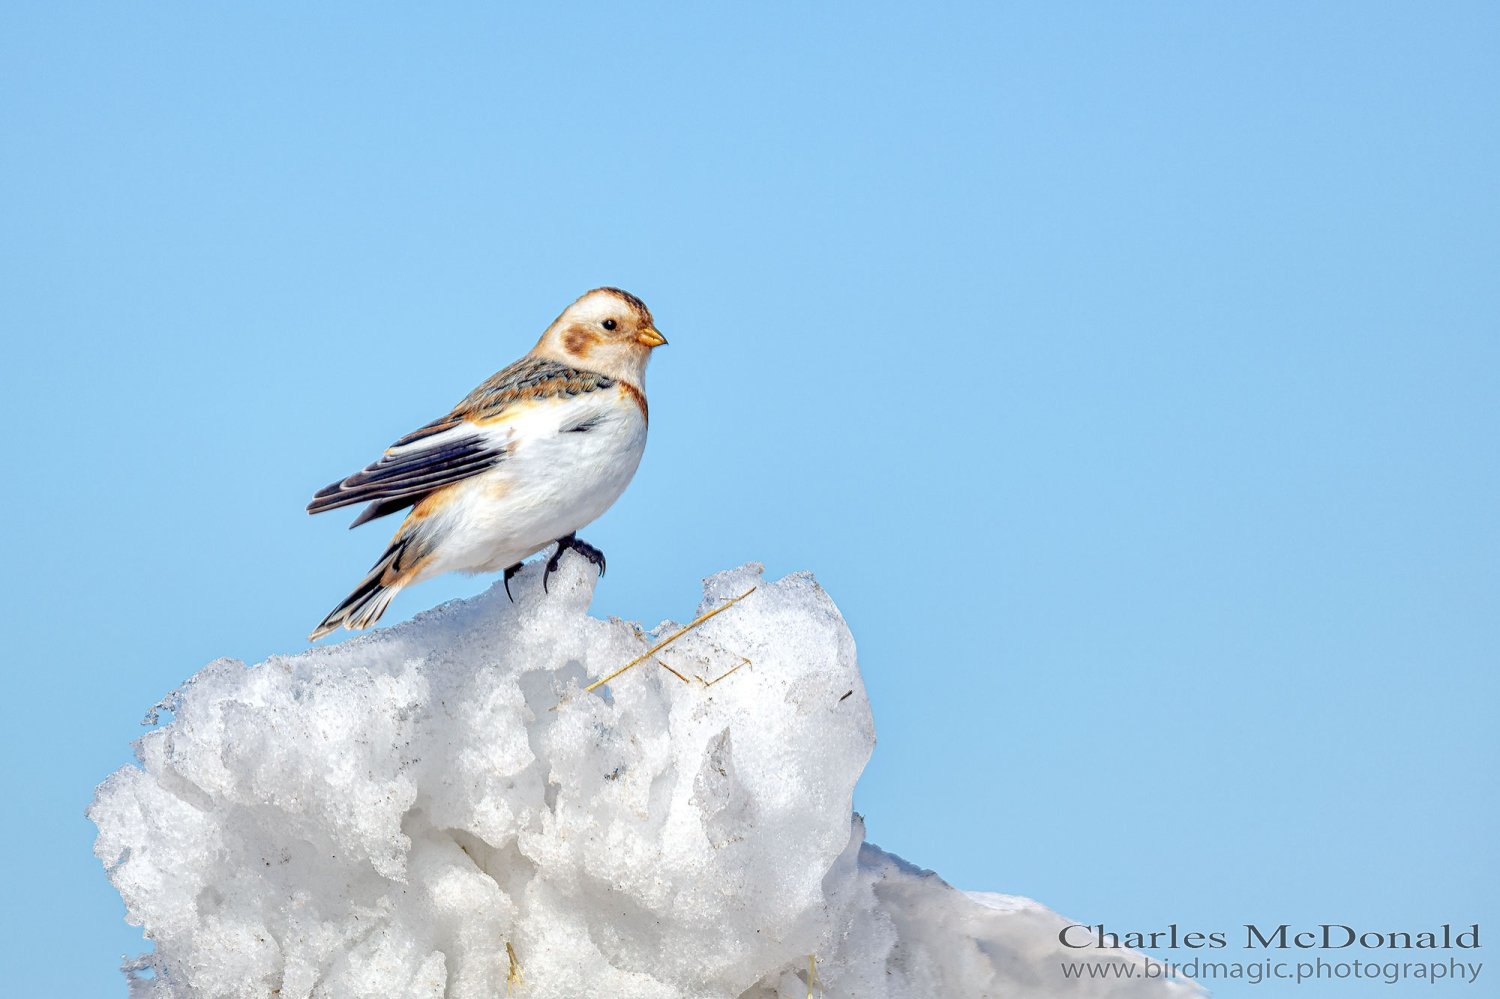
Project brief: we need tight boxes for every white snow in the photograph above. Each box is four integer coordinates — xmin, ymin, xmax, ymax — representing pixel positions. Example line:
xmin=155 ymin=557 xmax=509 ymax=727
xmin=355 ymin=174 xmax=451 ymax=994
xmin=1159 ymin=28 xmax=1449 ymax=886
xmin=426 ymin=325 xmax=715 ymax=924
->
xmin=91 ymin=559 xmax=1199 ymax=998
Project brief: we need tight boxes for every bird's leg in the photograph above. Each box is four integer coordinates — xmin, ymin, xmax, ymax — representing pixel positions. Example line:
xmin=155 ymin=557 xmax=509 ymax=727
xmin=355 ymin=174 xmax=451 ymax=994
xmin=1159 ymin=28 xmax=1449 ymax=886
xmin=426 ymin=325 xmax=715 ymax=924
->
xmin=543 ymin=533 xmax=607 ymax=593
xmin=543 ymin=533 xmax=574 ymax=592
xmin=503 ymin=562 xmax=523 ymax=602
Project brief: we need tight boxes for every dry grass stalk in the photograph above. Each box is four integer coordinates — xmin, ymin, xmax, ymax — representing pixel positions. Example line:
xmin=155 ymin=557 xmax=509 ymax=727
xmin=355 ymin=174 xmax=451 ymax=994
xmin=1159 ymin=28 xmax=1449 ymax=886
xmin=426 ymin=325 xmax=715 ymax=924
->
xmin=506 ymin=942 xmax=526 ymax=995
xmin=777 ymin=955 xmax=822 ymax=999
xmin=701 ymin=655 xmax=749 ymax=688
xmin=657 ymin=659 xmax=691 ymax=684
xmin=549 ymin=588 xmax=758 ymax=711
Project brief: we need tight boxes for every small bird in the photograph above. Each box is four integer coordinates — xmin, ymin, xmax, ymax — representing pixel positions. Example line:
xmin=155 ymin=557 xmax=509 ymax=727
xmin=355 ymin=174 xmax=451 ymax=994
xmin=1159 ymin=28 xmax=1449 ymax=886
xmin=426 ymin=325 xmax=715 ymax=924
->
xmin=306 ymin=287 xmax=666 ymax=640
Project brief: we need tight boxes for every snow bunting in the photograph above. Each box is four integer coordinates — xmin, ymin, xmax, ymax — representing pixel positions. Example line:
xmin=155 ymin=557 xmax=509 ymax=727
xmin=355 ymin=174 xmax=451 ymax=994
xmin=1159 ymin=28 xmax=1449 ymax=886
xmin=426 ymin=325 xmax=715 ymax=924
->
xmin=306 ymin=287 xmax=666 ymax=640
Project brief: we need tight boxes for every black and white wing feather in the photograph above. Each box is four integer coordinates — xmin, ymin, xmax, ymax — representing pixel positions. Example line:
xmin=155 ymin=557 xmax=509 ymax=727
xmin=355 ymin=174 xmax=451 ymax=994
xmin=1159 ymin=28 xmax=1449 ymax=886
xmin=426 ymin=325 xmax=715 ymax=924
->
xmin=307 ymin=425 xmax=506 ymax=526
xmin=308 ymin=356 xmax=615 ymax=528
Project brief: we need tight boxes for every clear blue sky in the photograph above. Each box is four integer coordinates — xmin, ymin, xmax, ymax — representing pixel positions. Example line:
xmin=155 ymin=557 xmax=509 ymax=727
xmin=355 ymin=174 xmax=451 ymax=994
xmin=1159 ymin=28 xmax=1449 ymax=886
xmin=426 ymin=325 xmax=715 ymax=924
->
xmin=2 ymin=4 xmax=1495 ymax=996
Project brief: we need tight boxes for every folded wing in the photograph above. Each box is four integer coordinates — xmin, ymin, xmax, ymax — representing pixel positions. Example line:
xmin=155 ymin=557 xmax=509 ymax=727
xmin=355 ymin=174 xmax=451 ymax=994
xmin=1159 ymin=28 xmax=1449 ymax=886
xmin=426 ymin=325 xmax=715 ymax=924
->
xmin=308 ymin=356 xmax=614 ymax=527
xmin=307 ymin=425 xmax=507 ymax=525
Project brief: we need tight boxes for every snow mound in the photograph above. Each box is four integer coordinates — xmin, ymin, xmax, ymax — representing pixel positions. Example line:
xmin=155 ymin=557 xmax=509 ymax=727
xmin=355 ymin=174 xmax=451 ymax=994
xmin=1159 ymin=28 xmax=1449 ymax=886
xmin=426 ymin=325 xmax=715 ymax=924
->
xmin=91 ymin=559 xmax=1197 ymax=998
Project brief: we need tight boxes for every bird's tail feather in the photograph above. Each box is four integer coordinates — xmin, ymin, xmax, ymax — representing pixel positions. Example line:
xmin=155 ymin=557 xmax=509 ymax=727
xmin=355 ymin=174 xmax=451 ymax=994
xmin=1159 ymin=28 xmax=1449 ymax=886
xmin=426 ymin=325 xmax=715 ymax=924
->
xmin=310 ymin=536 xmax=412 ymax=641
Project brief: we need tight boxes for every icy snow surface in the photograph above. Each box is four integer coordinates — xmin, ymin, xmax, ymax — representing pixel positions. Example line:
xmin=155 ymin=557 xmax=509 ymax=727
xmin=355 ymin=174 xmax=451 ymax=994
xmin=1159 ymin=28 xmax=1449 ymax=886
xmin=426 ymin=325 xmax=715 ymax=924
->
xmin=91 ymin=559 xmax=1198 ymax=999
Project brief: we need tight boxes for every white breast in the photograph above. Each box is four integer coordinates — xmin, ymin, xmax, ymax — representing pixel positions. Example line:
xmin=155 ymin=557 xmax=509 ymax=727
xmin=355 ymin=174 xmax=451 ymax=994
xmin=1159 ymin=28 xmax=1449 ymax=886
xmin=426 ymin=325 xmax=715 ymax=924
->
xmin=412 ymin=387 xmax=648 ymax=580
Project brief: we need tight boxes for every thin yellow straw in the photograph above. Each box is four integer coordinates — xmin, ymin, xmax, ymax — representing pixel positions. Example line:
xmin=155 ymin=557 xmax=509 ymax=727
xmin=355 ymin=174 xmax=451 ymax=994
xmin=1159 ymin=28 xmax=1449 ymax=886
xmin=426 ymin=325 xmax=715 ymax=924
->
xmin=658 ymin=659 xmax=691 ymax=684
xmin=550 ymin=587 xmax=757 ymax=709
xmin=703 ymin=657 xmax=748 ymax=687
xmin=585 ymin=587 xmax=755 ymax=692
xmin=506 ymin=942 xmax=526 ymax=995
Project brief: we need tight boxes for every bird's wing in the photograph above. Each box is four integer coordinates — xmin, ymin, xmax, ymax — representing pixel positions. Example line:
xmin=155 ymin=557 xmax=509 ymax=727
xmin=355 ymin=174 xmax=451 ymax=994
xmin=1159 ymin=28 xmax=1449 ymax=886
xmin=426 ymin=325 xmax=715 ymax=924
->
xmin=396 ymin=355 xmax=620 ymax=441
xmin=306 ymin=422 xmax=507 ymax=518
xmin=307 ymin=356 xmax=619 ymax=523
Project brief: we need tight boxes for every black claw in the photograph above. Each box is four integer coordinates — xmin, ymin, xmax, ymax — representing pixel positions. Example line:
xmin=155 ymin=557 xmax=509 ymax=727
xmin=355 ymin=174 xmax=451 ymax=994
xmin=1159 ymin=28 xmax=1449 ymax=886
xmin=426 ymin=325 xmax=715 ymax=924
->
xmin=503 ymin=562 xmax=523 ymax=602
xmin=575 ymin=538 xmax=606 ymax=576
xmin=542 ymin=532 xmax=607 ymax=594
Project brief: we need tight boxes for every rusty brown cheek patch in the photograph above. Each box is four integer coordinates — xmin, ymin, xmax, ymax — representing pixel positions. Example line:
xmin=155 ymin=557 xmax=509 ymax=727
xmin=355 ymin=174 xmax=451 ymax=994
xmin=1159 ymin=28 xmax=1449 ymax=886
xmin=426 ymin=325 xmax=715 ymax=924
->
xmin=561 ymin=325 xmax=603 ymax=358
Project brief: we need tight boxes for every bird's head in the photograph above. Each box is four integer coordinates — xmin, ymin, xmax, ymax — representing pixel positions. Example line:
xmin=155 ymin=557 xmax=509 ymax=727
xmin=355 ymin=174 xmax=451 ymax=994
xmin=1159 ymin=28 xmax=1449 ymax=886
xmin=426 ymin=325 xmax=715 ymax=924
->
xmin=533 ymin=287 xmax=666 ymax=387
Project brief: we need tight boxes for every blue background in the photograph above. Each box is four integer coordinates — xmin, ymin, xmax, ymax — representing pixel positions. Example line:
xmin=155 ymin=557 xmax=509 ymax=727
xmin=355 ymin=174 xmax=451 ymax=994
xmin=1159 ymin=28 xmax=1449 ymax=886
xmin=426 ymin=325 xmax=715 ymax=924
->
xmin=2 ymin=4 xmax=1494 ymax=996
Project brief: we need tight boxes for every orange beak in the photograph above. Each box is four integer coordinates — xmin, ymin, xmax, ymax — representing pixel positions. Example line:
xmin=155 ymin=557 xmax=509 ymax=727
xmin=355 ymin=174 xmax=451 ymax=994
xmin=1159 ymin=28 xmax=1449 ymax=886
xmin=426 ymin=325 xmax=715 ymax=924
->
xmin=637 ymin=325 xmax=667 ymax=348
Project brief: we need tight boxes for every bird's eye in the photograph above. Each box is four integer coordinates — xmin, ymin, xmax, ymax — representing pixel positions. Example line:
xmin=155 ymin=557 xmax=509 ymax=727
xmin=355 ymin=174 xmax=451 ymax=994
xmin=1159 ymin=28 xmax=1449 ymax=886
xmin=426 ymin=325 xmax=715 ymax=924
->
xmin=601 ymin=319 xmax=617 ymax=330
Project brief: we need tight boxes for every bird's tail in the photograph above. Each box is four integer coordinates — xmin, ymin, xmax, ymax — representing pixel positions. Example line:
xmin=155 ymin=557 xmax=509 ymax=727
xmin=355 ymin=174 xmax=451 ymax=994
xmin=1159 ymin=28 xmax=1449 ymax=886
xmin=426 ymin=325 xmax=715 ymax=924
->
xmin=309 ymin=536 xmax=414 ymax=641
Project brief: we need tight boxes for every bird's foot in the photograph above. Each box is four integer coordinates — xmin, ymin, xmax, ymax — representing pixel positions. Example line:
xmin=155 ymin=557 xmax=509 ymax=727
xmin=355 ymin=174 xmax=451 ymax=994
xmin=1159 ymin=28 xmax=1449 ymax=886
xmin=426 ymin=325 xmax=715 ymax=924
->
xmin=503 ymin=562 xmax=523 ymax=602
xmin=543 ymin=533 xmax=606 ymax=593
